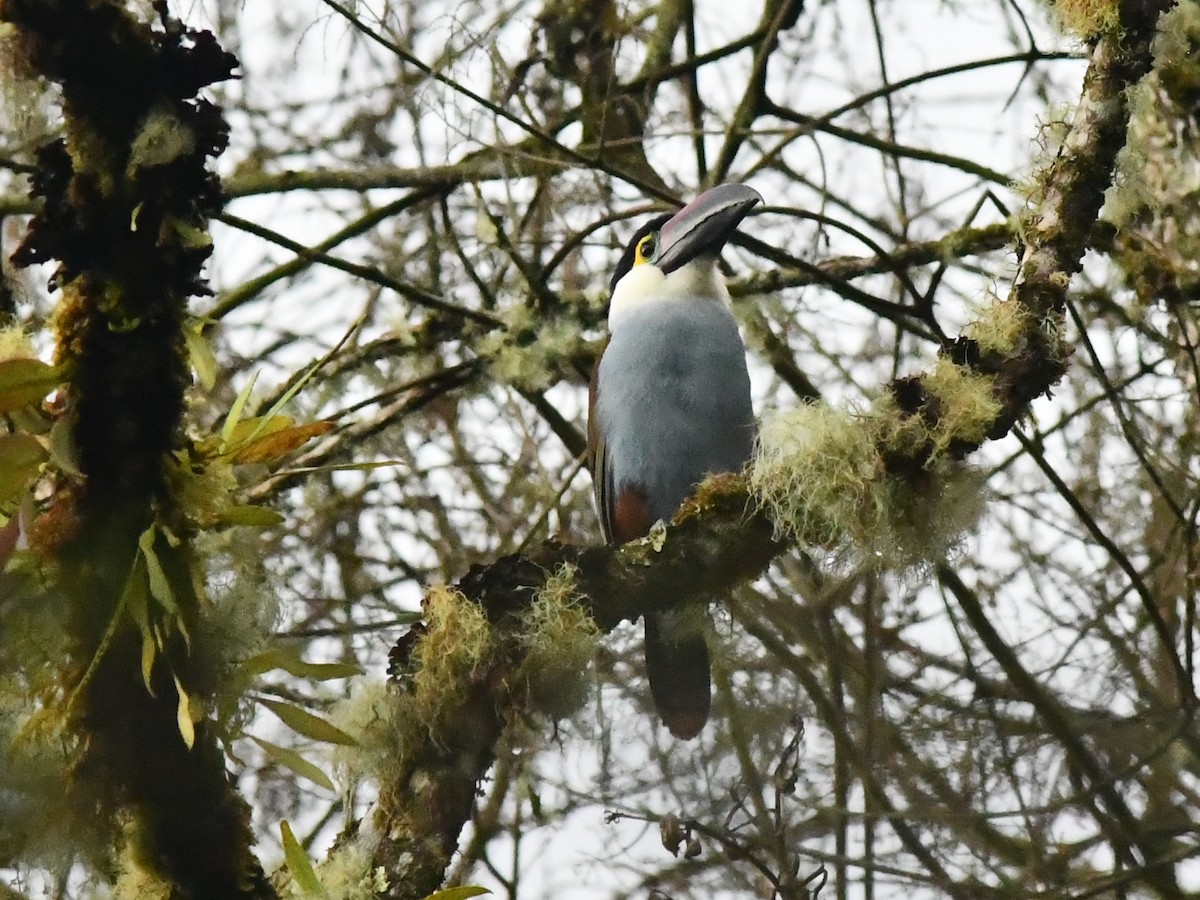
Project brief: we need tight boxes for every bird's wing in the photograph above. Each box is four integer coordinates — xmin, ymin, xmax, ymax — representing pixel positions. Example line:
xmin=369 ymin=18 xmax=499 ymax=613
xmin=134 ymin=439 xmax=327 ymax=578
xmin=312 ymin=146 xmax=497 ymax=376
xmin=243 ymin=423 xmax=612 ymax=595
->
xmin=587 ymin=343 xmax=614 ymax=544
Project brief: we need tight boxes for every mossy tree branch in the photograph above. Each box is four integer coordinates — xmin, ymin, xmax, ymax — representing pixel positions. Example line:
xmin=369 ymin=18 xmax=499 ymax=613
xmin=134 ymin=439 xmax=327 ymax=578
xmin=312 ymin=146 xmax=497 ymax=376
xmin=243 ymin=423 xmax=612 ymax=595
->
xmin=0 ymin=1 xmax=270 ymax=897
xmin=889 ymin=0 xmax=1176 ymax=465
xmin=375 ymin=474 xmax=779 ymax=900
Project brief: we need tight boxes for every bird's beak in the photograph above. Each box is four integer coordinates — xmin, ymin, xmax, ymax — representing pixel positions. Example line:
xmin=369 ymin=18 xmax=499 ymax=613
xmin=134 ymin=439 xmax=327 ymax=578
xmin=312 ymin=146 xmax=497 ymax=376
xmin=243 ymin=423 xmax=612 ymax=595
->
xmin=655 ymin=183 xmax=762 ymax=275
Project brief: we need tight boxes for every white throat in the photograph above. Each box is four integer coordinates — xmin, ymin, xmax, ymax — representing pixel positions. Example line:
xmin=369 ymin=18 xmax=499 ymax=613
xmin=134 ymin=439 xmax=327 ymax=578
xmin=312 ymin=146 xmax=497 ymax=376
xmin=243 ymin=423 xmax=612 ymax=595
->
xmin=608 ymin=257 xmax=730 ymax=328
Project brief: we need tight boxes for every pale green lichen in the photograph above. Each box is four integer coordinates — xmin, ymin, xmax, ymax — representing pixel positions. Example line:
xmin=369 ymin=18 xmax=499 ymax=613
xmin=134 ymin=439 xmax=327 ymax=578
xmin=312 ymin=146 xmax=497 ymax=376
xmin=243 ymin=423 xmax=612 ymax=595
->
xmin=402 ymin=586 xmax=494 ymax=736
xmin=420 ymin=585 xmax=492 ymax=672
xmin=1154 ymin=0 xmax=1200 ymax=71
xmin=879 ymin=465 xmax=989 ymax=570
xmin=921 ymin=359 xmax=1003 ymax=455
xmin=127 ymin=104 xmax=196 ymax=176
xmin=1010 ymin=105 xmax=1073 ymax=212
xmin=120 ymin=0 xmax=158 ymax=19
xmin=750 ymin=403 xmax=887 ymax=552
xmin=0 ymin=23 xmax=58 ymax=150
xmin=1105 ymin=77 xmax=1165 ymax=230
xmin=511 ymin=563 xmax=600 ymax=720
xmin=646 ymin=519 xmax=668 ymax=552
xmin=1046 ymin=0 xmax=1120 ymax=39
xmin=963 ymin=296 xmax=1031 ymax=356
xmin=481 ymin=304 xmax=587 ymax=391
xmin=1106 ymin=1 xmax=1200 ymax=230
xmin=195 ymin=531 xmax=283 ymax=733
xmin=329 ymin=678 xmax=405 ymax=785
xmin=333 ymin=589 xmax=496 ymax=779
xmin=0 ymin=327 xmax=34 ymax=361
xmin=0 ymin=688 xmax=82 ymax=876
xmin=294 ymin=834 xmax=388 ymax=900
xmin=112 ymin=865 xmax=172 ymax=899
xmin=167 ymin=452 xmax=238 ymax=531
xmin=751 ymin=399 xmax=988 ymax=569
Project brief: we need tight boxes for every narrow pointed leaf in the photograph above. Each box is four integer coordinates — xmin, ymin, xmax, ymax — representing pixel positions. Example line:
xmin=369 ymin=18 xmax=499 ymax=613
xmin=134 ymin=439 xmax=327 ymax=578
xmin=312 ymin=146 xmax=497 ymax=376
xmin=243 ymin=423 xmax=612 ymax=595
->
xmin=138 ymin=527 xmax=178 ymax=614
xmin=280 ymin=820 xmax=325 ymax=897
xmin=173 ymin=676 xmax=195 ymax=750
xmin=243 ymin=647 xmax=362 ymax=681
xmin=185 ymin=325 xmax=219 ymax=391
xmin=224 ymin=413 xmax=291 ymax=452
xmin=47 ymin=418 xmax=80 ymax=476
xmin=218 ymin=505 xmax=285 ymax=528
xmin=252 ymin=736 xmax=336 ymax=791
xmin=259 ymin=698 xmax=357 ymax=746
xmin=256 ymin=313 xmax=365 ymax=430
xmin=221 ymin=369 xmax=259 ymax=445
xmin=120 ymin=556 xmax=156 ymax=694
xmin=140 ymin=632 xmax=157 ymax=695
xmin=275 ymin=459 xmax=406 ymax=476
xmin=422 ymin=887 xmax=492 ymax=900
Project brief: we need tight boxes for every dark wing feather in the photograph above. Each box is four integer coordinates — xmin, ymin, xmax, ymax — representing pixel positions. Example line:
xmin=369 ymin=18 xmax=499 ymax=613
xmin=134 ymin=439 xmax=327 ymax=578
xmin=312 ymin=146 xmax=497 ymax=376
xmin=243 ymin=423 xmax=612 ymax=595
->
xmin=587 ymin=342 xmax=614 ymax=543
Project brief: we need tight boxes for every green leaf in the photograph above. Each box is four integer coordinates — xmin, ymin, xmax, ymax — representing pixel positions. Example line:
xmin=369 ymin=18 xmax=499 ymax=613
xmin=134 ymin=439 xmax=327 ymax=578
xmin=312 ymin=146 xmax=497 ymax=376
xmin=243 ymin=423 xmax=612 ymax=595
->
xmin=173 ymin=676 xmax=195 ymax=750
xmin=273 ymin=459 xmax=407 ymax=476
xmin=243 ymin=647 xmax=362 ymax=681
xmin=422 ymin=887 xmax=492 ymax=900
xmin=184 ymin=324 xmax=219 ymax=391
xmin=119 ymin=557 xmax=155 ymax=694
xmin=138 ymin=527 xmax=178 ymax=615
xmin=259 ymin=698 xmax=357 ymax=746
xmin=252 ymin=736 xmax=336 ymax=791
xmin=223 ymin=413 xmax=291 ymax=452
xmin=221 ymin=369 xmax=259 ymax=446
xmin=216 ymin=315 xmax=362 ymax=460
xmin=254 ymin=313 xmax=365 ymax=431
xmin=140 ymin=631 xmax=157 ymax=696
xmin=0 ymin=434 xmax=46 ymax=503
xmin=47 ymin=418 xmax=80 ymax=476
xmin=0 ymin=358 xmax=62 ymax=413
xmin=124 ymin=555 xmax=150 ymax=631
xmin=217 ymin=505 xmax=285 ymax=528
xmin=280 ymin=819 xmax=325 ymax=898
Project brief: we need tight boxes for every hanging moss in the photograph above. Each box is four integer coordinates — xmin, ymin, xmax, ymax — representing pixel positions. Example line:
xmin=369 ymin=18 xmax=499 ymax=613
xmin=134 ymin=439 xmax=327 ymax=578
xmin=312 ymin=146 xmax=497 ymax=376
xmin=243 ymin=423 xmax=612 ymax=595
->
xmin=751 ymin=403 xmax=888 ymax=553
xmin=406 ymin=585 xmax=496 ymax=738
xmin=511 ymin=563 xmax=600 ymax=720
xmin=1047 ymin=0 xmax=1121 ymax=38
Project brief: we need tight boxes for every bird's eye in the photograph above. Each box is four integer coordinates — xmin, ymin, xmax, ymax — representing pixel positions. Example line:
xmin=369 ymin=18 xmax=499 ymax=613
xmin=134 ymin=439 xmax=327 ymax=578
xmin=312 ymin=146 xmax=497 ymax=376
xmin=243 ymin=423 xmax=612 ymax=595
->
xmin=635 ymin=233 xmax=657 ymax=264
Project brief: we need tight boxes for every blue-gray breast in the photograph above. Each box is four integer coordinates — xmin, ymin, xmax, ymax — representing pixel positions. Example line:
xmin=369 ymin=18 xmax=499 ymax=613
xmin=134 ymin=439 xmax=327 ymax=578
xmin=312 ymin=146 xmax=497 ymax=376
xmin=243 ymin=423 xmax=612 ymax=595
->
xmin=588 ymin=183 xmax=760 ymax=738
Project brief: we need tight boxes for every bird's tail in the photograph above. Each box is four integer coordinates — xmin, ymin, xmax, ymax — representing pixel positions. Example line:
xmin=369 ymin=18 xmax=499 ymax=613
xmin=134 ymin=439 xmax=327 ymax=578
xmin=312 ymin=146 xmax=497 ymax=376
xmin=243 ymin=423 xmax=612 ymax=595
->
xmin=644 ymin=608 xmax=711 ymax=740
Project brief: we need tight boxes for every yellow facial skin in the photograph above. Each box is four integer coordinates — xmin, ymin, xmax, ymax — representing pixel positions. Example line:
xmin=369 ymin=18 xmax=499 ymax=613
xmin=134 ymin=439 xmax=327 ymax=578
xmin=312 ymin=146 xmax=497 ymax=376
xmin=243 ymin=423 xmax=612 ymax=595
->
xmin=635 ymin=233 xmax=657 ymax=265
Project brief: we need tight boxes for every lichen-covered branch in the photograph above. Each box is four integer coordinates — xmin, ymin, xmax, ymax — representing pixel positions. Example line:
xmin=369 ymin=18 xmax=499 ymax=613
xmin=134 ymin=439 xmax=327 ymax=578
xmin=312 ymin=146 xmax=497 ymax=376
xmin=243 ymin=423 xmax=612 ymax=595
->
xmin=754 ymin=0 xmax=1175 ymax=556
xmin=0 ymin=1 xmax=269 ymax=897
xmin=372 ymin=474 xmax=779 ymax=899
xmin=890 ymin=0 xmax=1175 ymax=457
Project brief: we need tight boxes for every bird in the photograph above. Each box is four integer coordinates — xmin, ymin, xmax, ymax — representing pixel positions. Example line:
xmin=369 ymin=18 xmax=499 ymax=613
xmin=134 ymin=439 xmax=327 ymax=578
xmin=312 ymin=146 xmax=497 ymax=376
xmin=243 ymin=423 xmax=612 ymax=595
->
xmin=587 ymin=183 xmax=760 ymax=739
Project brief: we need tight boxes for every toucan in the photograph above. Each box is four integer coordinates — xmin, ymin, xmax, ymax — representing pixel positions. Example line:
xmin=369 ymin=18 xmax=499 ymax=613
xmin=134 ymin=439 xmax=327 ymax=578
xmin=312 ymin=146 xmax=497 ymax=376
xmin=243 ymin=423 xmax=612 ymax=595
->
xmin=588 ymin=183 xmax=760 ymax=739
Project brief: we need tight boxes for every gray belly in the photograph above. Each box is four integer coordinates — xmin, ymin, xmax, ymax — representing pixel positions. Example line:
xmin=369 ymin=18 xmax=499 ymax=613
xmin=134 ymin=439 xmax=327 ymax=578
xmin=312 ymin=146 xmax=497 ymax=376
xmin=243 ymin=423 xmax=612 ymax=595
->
xmin=596 ymin=300 xmax=754 ymax=522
